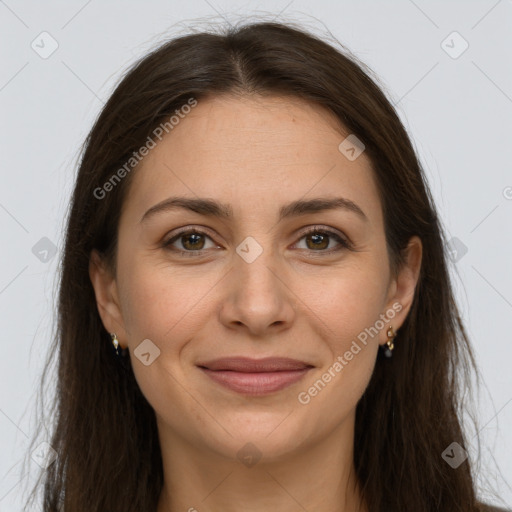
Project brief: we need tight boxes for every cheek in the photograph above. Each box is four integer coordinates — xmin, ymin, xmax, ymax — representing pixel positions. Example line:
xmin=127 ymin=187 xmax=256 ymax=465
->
xmin=296 ymin=258 xmax=389 ymax=349
xmin=292 ymin=258 xmax=388 ymax=408
xmin=297 ymin=344 xmax=377 ymax=439
xmin=295 ymin=270 xmax=383 ymax=432
xmin=118 ymin=260 xmax=213 ymax=346
xmin=116 ymin=260 xmax=219 ymax=426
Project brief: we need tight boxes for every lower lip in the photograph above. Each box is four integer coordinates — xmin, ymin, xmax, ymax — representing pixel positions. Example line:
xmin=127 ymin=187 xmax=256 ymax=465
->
xmin=199 ymin=368 xmax=312 ymax=396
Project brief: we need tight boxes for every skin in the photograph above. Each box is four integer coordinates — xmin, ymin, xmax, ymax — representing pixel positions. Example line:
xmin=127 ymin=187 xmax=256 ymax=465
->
xmin=89 ymin=94 xmax=422 ymax=512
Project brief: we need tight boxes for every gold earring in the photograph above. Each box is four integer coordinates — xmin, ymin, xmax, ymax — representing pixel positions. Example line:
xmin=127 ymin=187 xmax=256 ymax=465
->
xmin=111 ymin=333 xmax=120 ymax=356
xmin=383 ymin=326 xmax=396 ymax=358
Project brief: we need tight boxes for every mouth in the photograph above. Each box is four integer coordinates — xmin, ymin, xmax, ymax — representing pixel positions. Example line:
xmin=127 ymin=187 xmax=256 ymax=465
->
xmin=196 ymin=357 xmax=314 ymax=396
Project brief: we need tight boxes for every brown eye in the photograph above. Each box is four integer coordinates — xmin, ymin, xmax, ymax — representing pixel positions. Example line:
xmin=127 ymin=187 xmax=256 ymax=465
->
xmin=163 ymin=229 xmax=218 ymax=255
xmin=162 ymin=225 xmax=351 ymax=258
xmin=304 ymin=232 xmax=330 ymax=250
xmin=180 ymin=232 xmax=206 ymax=250
xmin=295 ymin=227 xmax=352 ymax=253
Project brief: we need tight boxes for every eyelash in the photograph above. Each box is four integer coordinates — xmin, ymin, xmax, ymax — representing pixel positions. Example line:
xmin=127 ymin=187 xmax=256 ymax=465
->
xmin=162 ymin=225 xmax=353 ymax=258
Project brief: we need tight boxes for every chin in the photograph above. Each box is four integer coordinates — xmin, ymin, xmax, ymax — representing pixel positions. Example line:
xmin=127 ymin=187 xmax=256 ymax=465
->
xmin=201 ymin=411 xmax=314 ymax=461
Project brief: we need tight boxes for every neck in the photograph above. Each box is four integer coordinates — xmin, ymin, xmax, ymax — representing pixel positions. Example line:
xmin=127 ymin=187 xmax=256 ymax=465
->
xmin=156 ymin=414 xmax=368 ymax=512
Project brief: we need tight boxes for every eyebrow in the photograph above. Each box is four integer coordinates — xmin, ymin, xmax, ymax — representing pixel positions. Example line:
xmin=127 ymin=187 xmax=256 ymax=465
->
xmin=140 ymin=196 xmax=368 ymax=223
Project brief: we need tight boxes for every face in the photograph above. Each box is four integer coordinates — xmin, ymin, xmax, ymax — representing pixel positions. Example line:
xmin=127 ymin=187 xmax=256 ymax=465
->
xmin=90 ymin=94 xmax=421 ymax=462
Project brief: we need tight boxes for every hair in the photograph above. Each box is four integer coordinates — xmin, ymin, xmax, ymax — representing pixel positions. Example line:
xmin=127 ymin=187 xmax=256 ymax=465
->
xmin=24 ymin=19 xmax=489 ymax=512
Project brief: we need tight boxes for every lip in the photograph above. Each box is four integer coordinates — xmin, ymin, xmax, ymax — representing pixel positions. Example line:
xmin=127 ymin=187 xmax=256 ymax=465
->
xmin=197 ymin=357 xmax=314 ymax=396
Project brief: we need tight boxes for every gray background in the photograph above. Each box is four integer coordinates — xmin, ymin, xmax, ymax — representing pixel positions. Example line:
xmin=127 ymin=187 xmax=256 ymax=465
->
xmin=1 ymin=0 xmax=511 ymax=510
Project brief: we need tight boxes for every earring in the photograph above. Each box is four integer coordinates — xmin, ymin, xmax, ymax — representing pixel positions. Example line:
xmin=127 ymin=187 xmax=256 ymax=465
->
xmin=110 ymin=333 xmax=130 ymax=370
xmin=111 ymin=333 xmax=121 ymax=357
xmin=383 ymin=326 xmax=396 ymax=358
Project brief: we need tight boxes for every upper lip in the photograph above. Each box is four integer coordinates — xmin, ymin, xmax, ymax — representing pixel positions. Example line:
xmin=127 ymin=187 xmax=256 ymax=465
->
xmin=197 ymin=357 xmax=313 ymax=372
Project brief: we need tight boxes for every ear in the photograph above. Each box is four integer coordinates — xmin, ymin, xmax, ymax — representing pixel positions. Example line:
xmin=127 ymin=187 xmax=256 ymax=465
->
xmin=89 ymin=249 xmax=127 ymax=348
xmin=381 ymin=235 xmax=422 ymax=343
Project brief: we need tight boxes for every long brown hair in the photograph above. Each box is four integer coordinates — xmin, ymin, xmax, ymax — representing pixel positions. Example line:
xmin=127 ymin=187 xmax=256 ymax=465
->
xmin=24 ymin=20 xmax=486 ymax=512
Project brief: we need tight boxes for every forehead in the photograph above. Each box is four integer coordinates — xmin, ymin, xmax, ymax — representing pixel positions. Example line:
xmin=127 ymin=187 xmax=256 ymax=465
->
xmin=123 ymin=94 xmax=382 ymax=226
xmin=158 ymin=94 xmax=351 ymax=165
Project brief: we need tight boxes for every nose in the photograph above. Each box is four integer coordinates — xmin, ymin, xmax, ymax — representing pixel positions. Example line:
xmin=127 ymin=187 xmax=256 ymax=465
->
xmin=218 ymin=248 xmax=296 ymax=337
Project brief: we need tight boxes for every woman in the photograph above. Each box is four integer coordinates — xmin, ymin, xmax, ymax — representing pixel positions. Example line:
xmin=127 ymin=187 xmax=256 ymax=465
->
xmin=25 ymin=20 xmax=508 ymax=512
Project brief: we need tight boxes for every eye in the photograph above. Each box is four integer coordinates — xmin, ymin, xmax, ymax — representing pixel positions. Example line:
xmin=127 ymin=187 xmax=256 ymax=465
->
xmin=162 ymin=228 xmax=219 ymax=256
xmin=293 ymin=226 xmax=352 ymax=253
xmin=162 ymin=225 xmax=352 ymax=258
